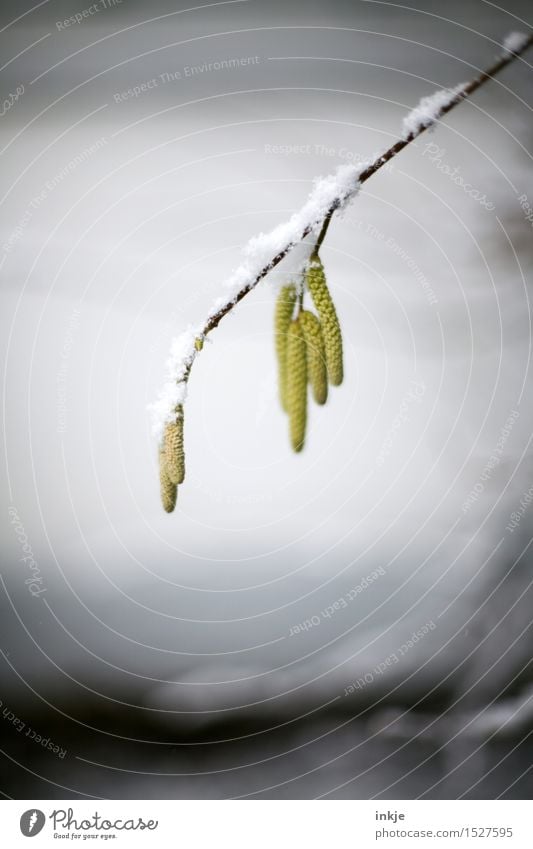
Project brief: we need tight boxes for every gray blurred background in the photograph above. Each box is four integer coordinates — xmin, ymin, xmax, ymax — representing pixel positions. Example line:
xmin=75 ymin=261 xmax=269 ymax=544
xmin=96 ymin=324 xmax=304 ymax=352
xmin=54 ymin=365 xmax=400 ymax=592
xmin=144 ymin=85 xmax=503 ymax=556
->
xmin=1 ymin=0 xmax=532 ymax=799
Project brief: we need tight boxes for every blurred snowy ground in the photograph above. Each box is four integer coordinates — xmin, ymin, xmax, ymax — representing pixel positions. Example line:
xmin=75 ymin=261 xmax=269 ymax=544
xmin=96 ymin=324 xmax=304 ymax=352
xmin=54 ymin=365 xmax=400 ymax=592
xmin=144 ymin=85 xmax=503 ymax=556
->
xmin=0 ymin=0 xmax=532 ymax=798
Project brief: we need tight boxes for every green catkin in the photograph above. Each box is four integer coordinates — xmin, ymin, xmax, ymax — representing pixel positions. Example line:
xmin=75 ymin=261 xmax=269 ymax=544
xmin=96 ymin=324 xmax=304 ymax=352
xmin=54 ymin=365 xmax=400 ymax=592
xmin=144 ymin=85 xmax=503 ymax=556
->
xmin=305 ymin=256 xmax=344 ymax=386
xmin=299 ymin=310 xmax=328 ymax=405
xmin=286 ymin=317 xmax=308 ymax=452
xmin=159 ymin=450 xmax=177 ymax=513
xmin=164 ymin=407 xmax=185 ymax=485
xmin=274 ymin=284 xmax=297 ymax=410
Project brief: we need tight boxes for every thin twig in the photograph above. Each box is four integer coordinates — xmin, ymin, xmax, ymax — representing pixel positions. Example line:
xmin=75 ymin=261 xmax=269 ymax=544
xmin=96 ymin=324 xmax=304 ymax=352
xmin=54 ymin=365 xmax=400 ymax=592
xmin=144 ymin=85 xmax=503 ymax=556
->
xmin=186 ymin=34 xmax=532 ymax=372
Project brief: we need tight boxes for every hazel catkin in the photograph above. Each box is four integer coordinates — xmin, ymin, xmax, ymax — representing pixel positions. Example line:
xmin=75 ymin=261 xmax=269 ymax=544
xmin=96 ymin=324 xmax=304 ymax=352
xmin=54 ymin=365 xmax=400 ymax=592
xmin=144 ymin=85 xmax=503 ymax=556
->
xmin=299 ymin=310 xmax=328 ymax=405
xmin=164 ymin=407 xmax=185 ymax=485
xmin=274 ymin=284 xmax=297 ymax=411
xmin=305 ymin=256 xmax=344 ymax=386
xmin=159 ymin=450 xmax=177 ymax=513
xmin=286 ymin=317 xmax=308 ymax=452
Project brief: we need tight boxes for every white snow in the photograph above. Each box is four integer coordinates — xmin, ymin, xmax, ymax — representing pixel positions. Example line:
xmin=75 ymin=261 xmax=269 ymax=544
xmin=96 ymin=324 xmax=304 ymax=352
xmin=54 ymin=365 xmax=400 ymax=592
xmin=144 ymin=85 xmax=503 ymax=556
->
xmin=151 ymin=30 xmax=528 ymax=443
xmin=372 ymin=684 xmax=533 ymax=741
xmin=502 ymin=31 xmax=530 ymax=56
xmin=149 ymin=163 xmax=362 ymax=441
xmin=402 ymin=83 xmax=466 ymax=139
xmin=147 ymin=324 xmax=203 ymax=443
xmin=400 ymin=32 xmax=530 ymax=141
xmin=208 ymin=162 xmax=361 ymax=315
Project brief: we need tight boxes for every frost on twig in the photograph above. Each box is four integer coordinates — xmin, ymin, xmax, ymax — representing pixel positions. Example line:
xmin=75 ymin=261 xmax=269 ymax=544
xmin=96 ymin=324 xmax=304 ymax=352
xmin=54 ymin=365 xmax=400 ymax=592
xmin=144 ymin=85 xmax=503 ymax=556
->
xmin=401 ymin=83 xmax=466 ymax=139
xmin=502 ymin=31 xmax=530 ymax=56
xmin=148 ymin=28 xmax=532 ymax=508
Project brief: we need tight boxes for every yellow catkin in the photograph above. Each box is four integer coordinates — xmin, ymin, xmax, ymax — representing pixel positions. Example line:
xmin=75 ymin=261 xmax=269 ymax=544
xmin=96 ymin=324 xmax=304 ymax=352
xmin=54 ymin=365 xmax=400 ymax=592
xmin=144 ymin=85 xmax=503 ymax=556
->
xmin=159 ymin=450 xmax=177 ymax=513
xmin=305 ymin=256 xmax=344 ymax=386
xmin=274 ymin=284 xmax=297 ymax=410
xmin=299 ymin=310 xmax=328 ymax=405
xmin=164 ymin=407 xmax=185 ymax=485
xmin=286 ymin=317 xmax=307 ymax=452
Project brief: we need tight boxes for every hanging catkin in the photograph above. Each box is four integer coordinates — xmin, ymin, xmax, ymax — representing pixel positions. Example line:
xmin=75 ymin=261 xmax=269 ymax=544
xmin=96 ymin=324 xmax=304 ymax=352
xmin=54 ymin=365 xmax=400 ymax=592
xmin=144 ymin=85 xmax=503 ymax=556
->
xmin=274 ymin=284 xmax=297 ymax=410
xmin=164 ymin=406 xmax=185 ymax=485
xmin=306 ymin=256 xmax=343 ymax=386
xmin=299 ymin=310 xmax=328 ymax=405
xmin=286 ymin=317 xmax=308 ymax=451
xmin=159 ymin=450 xmax=177 ymax=513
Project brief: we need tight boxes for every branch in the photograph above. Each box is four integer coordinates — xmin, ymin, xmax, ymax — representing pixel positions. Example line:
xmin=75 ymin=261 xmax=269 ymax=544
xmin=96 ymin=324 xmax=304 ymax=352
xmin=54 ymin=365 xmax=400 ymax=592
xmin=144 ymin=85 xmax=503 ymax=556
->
xmin=150 ymin=31 xmax=532 ymax=443
xmin=202 ymin=31 xmax=532 ymax=337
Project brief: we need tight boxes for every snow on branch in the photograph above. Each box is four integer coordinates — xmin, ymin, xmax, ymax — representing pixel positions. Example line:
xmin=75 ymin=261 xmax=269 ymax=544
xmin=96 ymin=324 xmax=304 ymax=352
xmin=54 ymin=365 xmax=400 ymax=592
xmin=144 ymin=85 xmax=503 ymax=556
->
xmin=148 ymin=325 xmax=202 ymax=441
xmin=148 ymin=163 xmax=363 ymax=441
xmin=149 ymin=30 xmax=532 ymax=445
